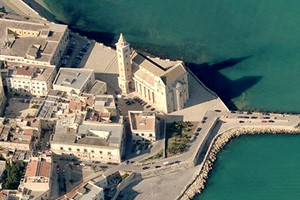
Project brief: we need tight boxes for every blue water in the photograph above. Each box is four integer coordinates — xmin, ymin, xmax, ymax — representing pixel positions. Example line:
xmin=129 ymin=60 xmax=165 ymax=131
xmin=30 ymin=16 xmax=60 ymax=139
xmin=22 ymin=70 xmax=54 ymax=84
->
xmin=42 ymin=0 xmax=300 ymax=112
xmin=39 ymin=1 xmax=300 ymax=199
xmin=198 ymin=134 xmax=300 ymax=200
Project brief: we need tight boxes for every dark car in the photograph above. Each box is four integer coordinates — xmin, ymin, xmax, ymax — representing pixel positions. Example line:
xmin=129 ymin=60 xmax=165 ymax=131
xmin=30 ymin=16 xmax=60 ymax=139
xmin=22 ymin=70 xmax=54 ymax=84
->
xmin=155 ymin=165 xmax=161 ymax=168
xmin=142 ymin=166 xmax=150 ymax=170
xmin=196 ymin=128 xmax=202 ymax=132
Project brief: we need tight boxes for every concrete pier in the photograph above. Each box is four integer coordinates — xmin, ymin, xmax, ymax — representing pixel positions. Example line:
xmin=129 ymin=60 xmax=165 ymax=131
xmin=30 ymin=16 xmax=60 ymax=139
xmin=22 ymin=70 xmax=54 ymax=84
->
xmin=177 ymin=112 xmax=300 ymax=200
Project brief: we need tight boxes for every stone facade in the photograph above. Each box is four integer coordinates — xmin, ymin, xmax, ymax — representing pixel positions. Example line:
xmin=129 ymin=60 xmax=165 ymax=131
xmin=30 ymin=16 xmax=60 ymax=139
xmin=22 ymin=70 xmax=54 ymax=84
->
xmin=116 ymin=34 xmax=189 ymax=113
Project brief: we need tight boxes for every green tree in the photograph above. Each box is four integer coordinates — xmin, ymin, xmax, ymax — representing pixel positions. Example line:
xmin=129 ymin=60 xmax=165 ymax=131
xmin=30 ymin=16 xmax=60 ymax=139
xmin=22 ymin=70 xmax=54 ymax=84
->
xmin=3 ymin=161 xmax=25 ymax=189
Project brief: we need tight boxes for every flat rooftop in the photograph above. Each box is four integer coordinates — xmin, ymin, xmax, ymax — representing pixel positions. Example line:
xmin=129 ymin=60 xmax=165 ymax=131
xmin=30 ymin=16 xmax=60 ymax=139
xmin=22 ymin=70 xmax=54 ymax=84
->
xmin=77 ymin=122 xmax=123 ymax=147
xmin=72 ymin=182 xmax=103 ymax=200
xmin=0 ymin=18 xmax=67 ymax=63
xmin=7 ymin=62 xmax=55 ymax=81
xmin=88 ymin=80 xmax=106 ymax=95
xmin=52 ymin=117 xmax=123 ymax=148
xmin=94 ymin=95 xmax=115 ymax=108
xmin=129 ymin=111 xmax=156 ymax=131
xmin=53 ymin=68 xmax=94 ymax=90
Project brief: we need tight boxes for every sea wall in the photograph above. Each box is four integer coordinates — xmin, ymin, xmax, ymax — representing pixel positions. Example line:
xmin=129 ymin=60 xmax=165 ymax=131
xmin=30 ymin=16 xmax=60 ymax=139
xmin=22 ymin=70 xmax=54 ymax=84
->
xmin=178 ymin=126 xmax=300 ymax=200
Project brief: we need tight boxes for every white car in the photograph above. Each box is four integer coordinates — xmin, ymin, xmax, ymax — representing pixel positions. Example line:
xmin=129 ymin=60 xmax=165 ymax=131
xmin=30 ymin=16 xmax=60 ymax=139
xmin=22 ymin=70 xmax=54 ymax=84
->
xmin=136 ymin=150 xmax=141 ymax=155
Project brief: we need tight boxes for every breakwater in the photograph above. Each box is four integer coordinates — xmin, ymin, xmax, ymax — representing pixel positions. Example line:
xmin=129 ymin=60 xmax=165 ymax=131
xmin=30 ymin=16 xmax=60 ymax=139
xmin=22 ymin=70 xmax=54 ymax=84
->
xmin=178 ymin=126 xmax=300 ymax=200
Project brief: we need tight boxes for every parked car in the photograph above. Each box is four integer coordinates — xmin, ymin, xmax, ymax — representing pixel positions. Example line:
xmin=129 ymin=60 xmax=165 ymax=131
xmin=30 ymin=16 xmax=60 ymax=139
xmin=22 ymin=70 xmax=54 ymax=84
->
xmin=163 ymin=161 xmax=170 ymax=166
xmin=142 ymin=166 xmax=150 ymax=170
xmin=136 ymin=150 xmax=141 ymax=155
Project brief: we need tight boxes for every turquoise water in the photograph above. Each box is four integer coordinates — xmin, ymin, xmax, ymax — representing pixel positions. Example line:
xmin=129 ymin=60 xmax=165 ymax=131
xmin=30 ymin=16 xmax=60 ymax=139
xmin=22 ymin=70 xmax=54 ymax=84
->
xmin=198 ymin=134 xmax=300 ymax=200
xmin=39 ymin=1 xmax=300 ymax=199
xmin=42 ymin=0 xmax=300 ymax=112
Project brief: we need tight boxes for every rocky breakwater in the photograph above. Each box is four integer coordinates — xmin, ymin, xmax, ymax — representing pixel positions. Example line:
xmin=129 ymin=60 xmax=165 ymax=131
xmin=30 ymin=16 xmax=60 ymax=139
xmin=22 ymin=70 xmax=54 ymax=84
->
xmin=178 ymin=126 xmax=300 ymax=200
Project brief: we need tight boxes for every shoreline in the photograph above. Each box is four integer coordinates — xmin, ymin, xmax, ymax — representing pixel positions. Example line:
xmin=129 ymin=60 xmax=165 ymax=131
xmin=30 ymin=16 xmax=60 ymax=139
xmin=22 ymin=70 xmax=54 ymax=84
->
xmin=19 ymin=1 xmax=300 ymax=114
xmin=178 ymin=126 xmax=300 ymax=200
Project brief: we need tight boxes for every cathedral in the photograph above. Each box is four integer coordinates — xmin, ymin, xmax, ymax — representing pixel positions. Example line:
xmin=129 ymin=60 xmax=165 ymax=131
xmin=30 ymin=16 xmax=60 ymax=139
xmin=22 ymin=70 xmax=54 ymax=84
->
xmin=116 ymin=33 xmax=189 ymax=114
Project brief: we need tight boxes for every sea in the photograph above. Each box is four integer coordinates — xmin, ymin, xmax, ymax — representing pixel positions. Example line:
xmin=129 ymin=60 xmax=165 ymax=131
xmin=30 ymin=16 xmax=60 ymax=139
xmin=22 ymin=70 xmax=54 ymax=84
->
xmin=40 ymin=0 xmax=300 ymax=199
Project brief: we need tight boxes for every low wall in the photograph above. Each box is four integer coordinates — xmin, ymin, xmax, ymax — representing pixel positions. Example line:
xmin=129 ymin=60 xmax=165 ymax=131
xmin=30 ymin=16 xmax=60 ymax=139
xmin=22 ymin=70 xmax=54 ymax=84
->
xmin=141 ymin=161 xmax=194 ymax=179
xmin=178 ymin=126 xmax=300 ymax=200
xmin=192 ymin=118 xmax=218 ymax=166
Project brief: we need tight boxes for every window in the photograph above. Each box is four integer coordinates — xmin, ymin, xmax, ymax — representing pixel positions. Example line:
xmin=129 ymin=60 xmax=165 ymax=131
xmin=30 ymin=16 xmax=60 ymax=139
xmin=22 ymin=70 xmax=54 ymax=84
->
xmin=150 ymin=134 xmax=153 ymax=137
xmin=84 ymin=149 xmax=87 ymax=152
xmin=91 ymin=150 xmax=94 ymax=153
xmin=107 ymin=152 xmax=111 ymax=156
xmin=99 ymin=151 xmax=103 ymax=154
xmin=77 ymin=149 xmax=80 ymax=152
xmin=68 ymin=148 xmax=72 ymax=151
xmin=135 ymin=133 xmax=139 ymax=136
xmin=60 ymin=147 xmax=64 ymax=150
xmin=141 ymin=133 xmax=144 ymax=136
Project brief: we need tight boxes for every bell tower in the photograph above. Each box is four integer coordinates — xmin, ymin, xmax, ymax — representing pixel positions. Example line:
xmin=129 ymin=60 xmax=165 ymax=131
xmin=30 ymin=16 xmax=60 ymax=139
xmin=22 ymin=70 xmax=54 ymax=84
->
xmin=115 ymin=33 xmax=132 ymax=94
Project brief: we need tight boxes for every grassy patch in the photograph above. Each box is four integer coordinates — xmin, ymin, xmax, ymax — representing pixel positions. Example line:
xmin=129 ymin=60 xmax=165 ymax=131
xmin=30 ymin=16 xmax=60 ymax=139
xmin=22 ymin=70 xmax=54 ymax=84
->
xmin=31 ymin=104 xmax=40 ymax=109
xmin=166 ymin=121 xmax=198 ymax=156
xmin=121 ymin=173 xmax=129 ymax=180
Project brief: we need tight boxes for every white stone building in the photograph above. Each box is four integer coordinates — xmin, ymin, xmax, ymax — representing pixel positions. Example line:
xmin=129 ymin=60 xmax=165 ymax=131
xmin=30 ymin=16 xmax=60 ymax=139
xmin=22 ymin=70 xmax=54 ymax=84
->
xmin=5 ymin=63 xmax=56 ymax=97
xmin=128 ymin=111 xmax=158 ymax=143
xmin=116 ymin=34 xmax=189 ymax=113
xmin=51 ymin=119 xmax=125 ymax=163
xmin=0 ymin=18 xmax=69 ymax=66
xmin=94 ymin=95 xmax=117 ymax=116
xmin=53 ymin=68 xmax=95 ymax=95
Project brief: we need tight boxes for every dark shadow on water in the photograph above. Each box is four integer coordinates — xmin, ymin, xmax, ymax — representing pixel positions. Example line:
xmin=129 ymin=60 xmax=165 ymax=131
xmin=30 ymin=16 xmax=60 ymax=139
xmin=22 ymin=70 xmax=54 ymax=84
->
xmin=211 ymin=56 xmax=251 ymax=71
xmin=187 ymin=56 xmax=262 ymax=110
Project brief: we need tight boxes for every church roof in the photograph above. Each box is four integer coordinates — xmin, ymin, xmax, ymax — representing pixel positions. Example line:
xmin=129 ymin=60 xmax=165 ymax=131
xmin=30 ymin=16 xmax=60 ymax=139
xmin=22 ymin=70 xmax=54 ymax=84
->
xmin=131 ymin=51 xmax=186 ymax=86
xmin=162 ymin=63 xmax=186 ymax=85
xmin=134 ymin=69 xmax=155 ymax=86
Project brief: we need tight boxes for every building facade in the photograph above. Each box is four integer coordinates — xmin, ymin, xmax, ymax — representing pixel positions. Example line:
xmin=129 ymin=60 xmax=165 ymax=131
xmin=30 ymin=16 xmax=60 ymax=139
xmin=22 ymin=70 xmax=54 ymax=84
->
xmin=5 ymin=64 xmax=56 ymax=97
xmin=128 ymin=111 xmax=158 ymax=143
xmin=116 ymin=34 xmax=189 ymax=113
xmin=51 ymin=120 xmax=125 ymax=163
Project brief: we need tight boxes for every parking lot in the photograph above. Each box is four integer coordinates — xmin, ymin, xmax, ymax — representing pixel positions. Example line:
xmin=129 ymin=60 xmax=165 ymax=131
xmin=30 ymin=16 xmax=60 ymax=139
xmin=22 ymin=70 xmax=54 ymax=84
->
xmin=60 ymin=33 xmax=94 ymax=68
